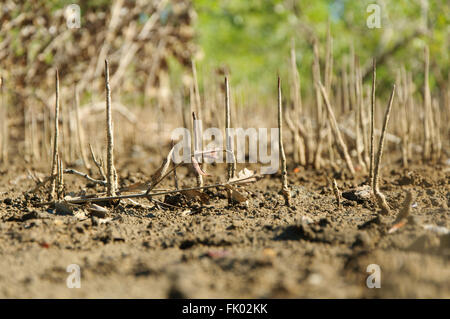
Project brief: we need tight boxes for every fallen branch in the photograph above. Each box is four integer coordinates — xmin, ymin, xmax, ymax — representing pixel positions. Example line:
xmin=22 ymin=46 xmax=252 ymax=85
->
xmin=36 ymin=174 xmax=261 ymax=206
xmin=64 ymin=169 xmax=106 ymax=186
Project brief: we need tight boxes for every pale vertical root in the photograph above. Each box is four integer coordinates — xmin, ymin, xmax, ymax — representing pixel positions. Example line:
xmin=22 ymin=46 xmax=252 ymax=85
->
xmin=104 ymin=60 xmax=117 ymax=196
xmin=192 ymin=112 xmax=203 ymax=187
xmin=399 ymin=66 xmax=410 ymax=168
xmin=354 ymin=56 xmax=365 ymax=171
xmin=432 ymin=98 xmax=442 ymax=161
xmin=0 ymin=76 xmax=7 ymax=163
xmin=191 ymin=59 xmax=202 ymax=120
xmin=289 ymin=40 xmax=299 ymax=164
xmin=74 ymin=84 xmax=91 ymax=171
xmin=57 ymin=154 xmax=64 ymax=200
xmin=357 ymin=58 xmax=369 ymax=170
xmin=187 ymin=84 xmax=196 ymax=152
xmin=318 ymin=82 xmax=355 ymax=176
xmin=332 ymin=179 xmax=342 ymax=211
xmin=278 ymin=77 xmax=291 ymax=207
xmin=324 ymin=25 xmax=336 ymax=168
xmin=50 ymin=69 xmax=60 ymax=199
xmin=55 ymin=153 xmax=60 ymax=198
xmin=312 ymin=40 xmax=323 ymax=122
xmin=191 ymin=60 xmax=208 ymax=175
xmin=373 ymin=85 xmax=396 ymax=215
xmin=369 ymin=59 xmax=376 ymax=190
xmin=224 ymin=76 xmax=235 ymax=181
xmin=406 ymin=72 xmax=414 ymax=159
xmin=312 ymin=40 xmax=324 ymax=169
xmin=423 ymin=45 xmax=432 ymax=161
xmin=290 ymin=39 xmax=306 ymax=166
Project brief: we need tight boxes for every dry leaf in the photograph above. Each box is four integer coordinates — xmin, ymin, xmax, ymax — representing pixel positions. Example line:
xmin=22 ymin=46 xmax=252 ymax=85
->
xmin=388 ymin=219 xmax=407 ymax=234
xmin=88 ymin=203 xmax=108 ymax=218
xmin=224 ymin=184 xmax=247 ymax=203
xmin=342 ymin=185 xmax=372 ymax=202
xmin=54 ymin=201 xmax=73 ymax=215
xmin=229 ymin=168 xmax=258 ymax=184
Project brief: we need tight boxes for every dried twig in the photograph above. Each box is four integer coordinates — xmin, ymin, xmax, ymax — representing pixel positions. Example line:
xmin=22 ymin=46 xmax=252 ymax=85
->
xmin=423 ymin=45 xmax=433 ymax=161
xmin=57 ymin=154 xmax=64 ymax=199
xmin=50 ymin=69 xmax=60 ymax=199
xmin=64 ymin=169 xmax=106 ymax=186
xmin=312 ymin=40 xmax=324 ymax=169
xmin=104 ymin=60 xmax=117 ymax=196
xmin=278 ymin=77 xmax=291 ymax=206
xmin=373 ymin=85 xmax=396 ymax=215
xmin=289 ymin=39 xmax=306 ymax=166
xmin=225 ymin=76 xmax=235 ymax=180
xmin=37 ymin=173 xmax=260 ymax=206
xmin=89 ymin=144 xmax=106 ymax=181
xmin=191 ymin=59 xmax=202 ymax=120
xmin=192 ymin=112 xmax=203 ymax=187
xmin=318 ymin=82 xmax=355 ymax=176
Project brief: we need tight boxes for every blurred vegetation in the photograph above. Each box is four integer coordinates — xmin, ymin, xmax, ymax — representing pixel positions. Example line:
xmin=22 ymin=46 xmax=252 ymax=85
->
xmin=193 ymin=0 xmax=449 ymax=98
xmin=1 ymin=0 xmax=448 ymax=104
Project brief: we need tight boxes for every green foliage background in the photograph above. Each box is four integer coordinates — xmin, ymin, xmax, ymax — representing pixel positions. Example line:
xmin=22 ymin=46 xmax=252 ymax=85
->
xmin=193 ymin=0 xmax=449 ymax=98
xmin=4 ymin=0 xmax=449 ymax=101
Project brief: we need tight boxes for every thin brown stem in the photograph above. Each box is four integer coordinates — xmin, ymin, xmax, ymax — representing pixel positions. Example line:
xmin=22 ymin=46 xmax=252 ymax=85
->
xmin=278 ymin=77 xmax=291 ymax=207
xmin=50 ymin=69 xmax=60 ymax=199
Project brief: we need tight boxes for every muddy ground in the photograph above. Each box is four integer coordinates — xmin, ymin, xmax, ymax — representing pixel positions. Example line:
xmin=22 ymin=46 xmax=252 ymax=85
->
xmin=0 ymin=153 xmax=449 ymax=298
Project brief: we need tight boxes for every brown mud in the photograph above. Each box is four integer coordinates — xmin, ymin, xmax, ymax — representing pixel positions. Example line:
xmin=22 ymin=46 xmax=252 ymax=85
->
xmin=0 ymin=155 xmax=449 ymax=298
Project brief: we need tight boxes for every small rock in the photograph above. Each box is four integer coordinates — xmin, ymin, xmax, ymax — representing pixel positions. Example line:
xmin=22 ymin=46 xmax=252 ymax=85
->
xmin=342 ymin=185 xmax=372 ymax=203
